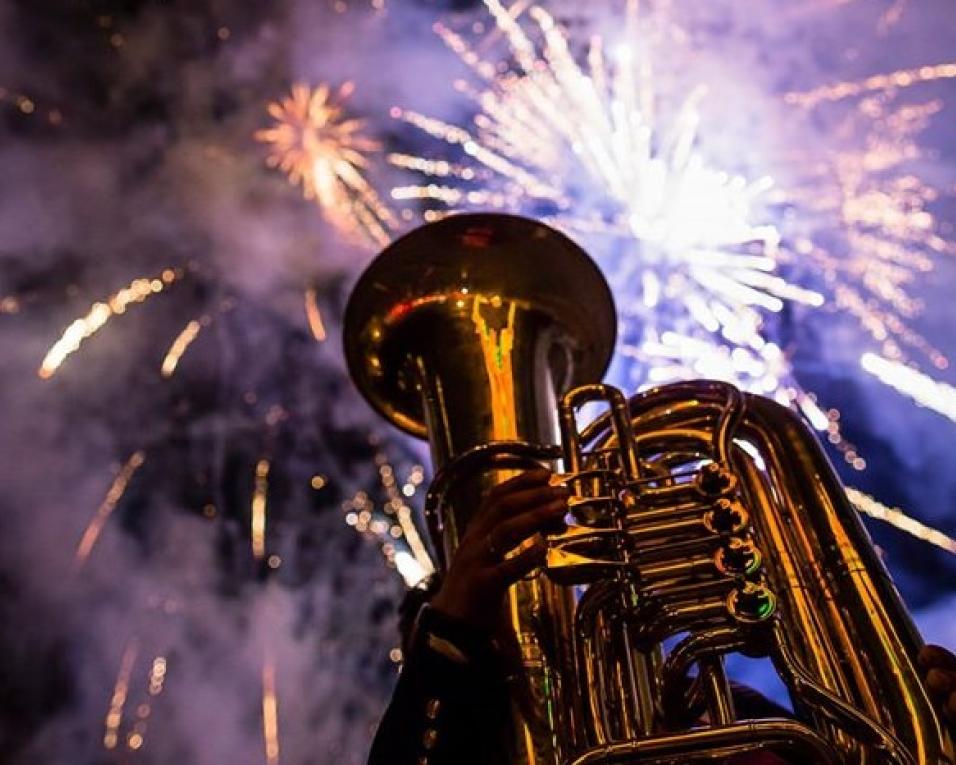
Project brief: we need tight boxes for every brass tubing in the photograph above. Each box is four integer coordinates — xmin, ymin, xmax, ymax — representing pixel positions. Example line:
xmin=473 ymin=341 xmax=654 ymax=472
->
xmin=743 ymin=396 xmax=952 ymax=763
xmin=638 ymin=555 xmax=719 ymax=581
xmin=567 ymin=719 xmax=840 ymax=765
xmin=772 ymin=630 xmax=911 ymax=765
xmin=628 ymin=517 xmax=713 ymax=544
xmin=732 ymin=438 xmax=853 ymax=749
xmin=629 ymin=496 xmax=710 ymax=526
xmin=632 ymin=600 xmax=729 ymax=643
xmin=638 ymin=579 xmax=736 ymax=607
xmin=699 ymin=656 xmax=737 ymax=726
xmin=661 ymin=627 xmax=750 ymax=693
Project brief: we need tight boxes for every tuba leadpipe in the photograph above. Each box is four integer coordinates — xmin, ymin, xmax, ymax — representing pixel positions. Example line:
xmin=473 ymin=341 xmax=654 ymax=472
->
xmin=345 ymin=213 xmax=953 ymax=764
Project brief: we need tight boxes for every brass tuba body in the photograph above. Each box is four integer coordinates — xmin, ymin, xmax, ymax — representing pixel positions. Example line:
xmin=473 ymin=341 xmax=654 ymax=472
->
xmin=344 ymin=213 xmax=954 ymax=764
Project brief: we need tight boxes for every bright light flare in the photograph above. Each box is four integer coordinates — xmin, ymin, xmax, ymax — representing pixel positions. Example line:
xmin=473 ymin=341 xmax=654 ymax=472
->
xmin=39 ymin=271 xmax=178 ymax=379
xmin=257 ymin=83 xmax=393 ymax=247
xmin=75 ymin=451 xmax=146 ymax=568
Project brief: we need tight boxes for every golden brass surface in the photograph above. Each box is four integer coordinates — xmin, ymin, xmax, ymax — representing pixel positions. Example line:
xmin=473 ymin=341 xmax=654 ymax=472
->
xmin=345 ymin=213 xmax=954 ymax=764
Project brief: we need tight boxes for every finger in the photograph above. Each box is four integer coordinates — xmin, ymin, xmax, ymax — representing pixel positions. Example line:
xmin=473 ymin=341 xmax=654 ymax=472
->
xmin=483 ymin=468 xmax=551 ymax=503
xmin=925 ymin=668 xmax=955 ymax=701
xmin=490 ymin=498 xmax=569 ymax=554
xmin=473 ymin=483 xmax=568 ymax=535
xmin=919 ymin=645 xmax=956 ymax=673
xmin=492 ymin=536 xmax=547 ymax=586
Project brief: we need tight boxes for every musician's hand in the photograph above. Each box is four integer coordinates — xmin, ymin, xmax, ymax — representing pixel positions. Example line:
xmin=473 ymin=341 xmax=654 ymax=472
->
xmin=919 ymin=644 xmax=956 ymax=726
xmin=430 ymin=468 xmax=569 ymax=633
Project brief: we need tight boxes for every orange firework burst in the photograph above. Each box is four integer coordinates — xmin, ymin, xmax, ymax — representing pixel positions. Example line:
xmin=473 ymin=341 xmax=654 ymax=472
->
xmin=256 ymin=83 xmax=393 ymax=247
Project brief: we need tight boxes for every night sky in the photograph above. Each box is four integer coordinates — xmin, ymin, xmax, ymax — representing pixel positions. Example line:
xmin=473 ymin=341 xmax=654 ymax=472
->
xmin=1 ymin=1 xmax=954 ymax=763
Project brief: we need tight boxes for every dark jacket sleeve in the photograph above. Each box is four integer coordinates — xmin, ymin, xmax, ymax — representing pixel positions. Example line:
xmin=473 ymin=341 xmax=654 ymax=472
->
xmin=368 ymin=601 xmax=794 ymax=765
xmin=367 ymin=605 xmax=511 ymax=765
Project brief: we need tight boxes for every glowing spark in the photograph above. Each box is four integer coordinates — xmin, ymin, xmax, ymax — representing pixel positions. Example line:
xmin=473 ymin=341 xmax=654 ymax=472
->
xmin=261 ymin=657 xmax=280 ymax=765
xmin=147 ymin=655 xmax=168 ymax=696
xmin=39 ymin=270 xmax=178 ymax=379
xmin=103 ymin=639 xmax=139 ymax=751
xmin=160 ymin=319 xmax=203 ymax=378
xmin=877 ymin=0 xmax=910 ymax=34
xmin=75 ymin=452 xmax=146 ymax=568
xmin=860 ymin=353 xmax=956 ymax=423
xmin=304 ymin=288 xmax=327 ymax=341
xmin=251 ymin=459 xmax=270 ymax=561
xmin=847 ymin=488 xmax=956 ymax=555
xmin=257 ymin=83 xmax=393 ymax=247
xmin=784 ymin=63 xmax=956 ymax=109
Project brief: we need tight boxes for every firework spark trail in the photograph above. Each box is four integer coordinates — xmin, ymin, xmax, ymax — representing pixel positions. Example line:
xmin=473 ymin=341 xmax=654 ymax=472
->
xmin=39 ymin=270 xmax=179 ymax=379
xmin=75 ymin=451 xmax=146 ymax=569
xmin=847 ymin=488 xmax=956 ymax=555
xmin=251 ymin=459 xmax=270 ymax=561
xmin=103 ymin=639 xmax=139 ymax=751
xmin=304 ymin=288 xmax=327 ymax=341
xmin=119 ymin=653 xmax=169 ymax=753
xmin=785 ymin=94 xmax=952 ymax=371
xmin=344 ymin=456 xmax=434 ymax=587
xmin=389 ymin=0 xmax=828 ymax=410
xmin=256 ymin=83 xmax=394 ymax=248
xmin=160 ymin=318 xmax=204 ymax=378
xmin=860 ymin=353 xmax=956 ymax=422
xmin=261 ymin=656 xmax=280 ymax=765
xmin=784 ymin=63 xmax=956 ymax=109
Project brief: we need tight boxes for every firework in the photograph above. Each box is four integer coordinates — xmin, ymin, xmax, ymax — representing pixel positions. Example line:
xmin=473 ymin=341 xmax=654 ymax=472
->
xmin=304 ymin=288 xmax=328 ymax=341
xmin=847 ymin=488 xmax=956 ymax=556
xmin=261 ymin=656 xmax=280 ymax=765
xmin=251 ymin=459 xmax=271 ymax=561
xmin=256 ymin=83 xmax=394 ymax=247
xmin=103 ymin=639 xmax=139 ymax=751
xmin=388 ymin=0 xmax=956 ymax=472
xmin=160 ymin=318 xmax=205 ymax=378
xmin=75 ymin=451 xmax=146 ymax=568
xmin=389 ymin=2 xmax=830 ymax=408
xmin=784 ymin=62 xmax=956 ymax=109
xmin=860 ymin=353 xmax=956 ymax=423
xmin=784 ymin=84 xmax=953 ymax=371
xmin=39 ymin=271 xmax=179 ymax=379
xmin=344 ymin=454 xmax=434 ymax=587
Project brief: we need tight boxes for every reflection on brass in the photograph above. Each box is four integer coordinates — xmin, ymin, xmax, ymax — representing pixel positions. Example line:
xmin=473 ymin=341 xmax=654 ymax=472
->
xmin=345 ymin=214 xmax=953 ymax=764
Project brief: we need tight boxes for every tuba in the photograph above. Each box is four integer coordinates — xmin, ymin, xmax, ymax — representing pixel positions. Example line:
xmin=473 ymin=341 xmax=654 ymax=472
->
xmin=344 ymin=213 xmax=954 ymax=764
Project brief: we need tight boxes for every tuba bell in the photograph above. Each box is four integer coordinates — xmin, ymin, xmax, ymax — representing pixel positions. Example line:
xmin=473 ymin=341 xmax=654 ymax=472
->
xmin=344 ymin=213 xmax=954 ymax=764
